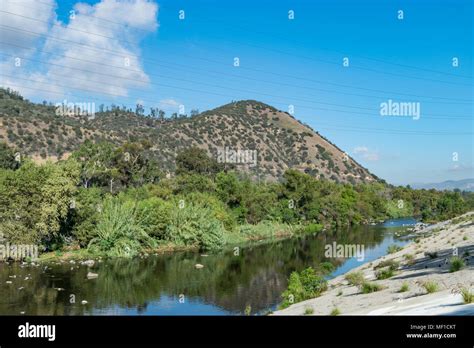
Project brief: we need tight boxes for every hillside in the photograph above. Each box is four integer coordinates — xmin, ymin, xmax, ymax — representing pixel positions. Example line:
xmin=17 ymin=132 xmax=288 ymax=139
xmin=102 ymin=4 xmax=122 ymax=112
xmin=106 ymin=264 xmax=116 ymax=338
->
xmin=0 ymin=88 xmax=378 ymax=183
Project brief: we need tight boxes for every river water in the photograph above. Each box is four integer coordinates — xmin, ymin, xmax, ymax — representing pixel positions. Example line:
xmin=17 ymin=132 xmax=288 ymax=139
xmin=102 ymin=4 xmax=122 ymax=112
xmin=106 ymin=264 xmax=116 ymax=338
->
xmin=0 ymin=218 xmax=417 ymax=315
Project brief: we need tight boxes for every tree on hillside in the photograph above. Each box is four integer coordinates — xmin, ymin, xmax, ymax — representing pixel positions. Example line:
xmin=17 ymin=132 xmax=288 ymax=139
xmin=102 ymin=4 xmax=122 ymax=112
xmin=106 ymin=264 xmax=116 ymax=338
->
xmin=0 ymin=142 xmax=20 ymax=170
xmin=175 ymin=147 xmax=223 ymax=177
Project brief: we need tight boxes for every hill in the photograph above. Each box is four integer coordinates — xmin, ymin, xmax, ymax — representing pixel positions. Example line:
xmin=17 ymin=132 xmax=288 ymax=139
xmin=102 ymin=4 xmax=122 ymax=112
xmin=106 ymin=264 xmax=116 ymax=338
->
xmin=411 ymin=179 xmax=474 ymax=192
xmin=0 ymin=87 xmax=378 ymax=183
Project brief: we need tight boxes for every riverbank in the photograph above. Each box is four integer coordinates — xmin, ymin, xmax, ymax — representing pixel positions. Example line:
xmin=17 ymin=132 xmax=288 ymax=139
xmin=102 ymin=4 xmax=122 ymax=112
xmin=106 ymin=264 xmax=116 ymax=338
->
xmin=36 ymin=223 xmax=297 ymax=262
xmin=273 ymin=212 xmax=474 ymax=315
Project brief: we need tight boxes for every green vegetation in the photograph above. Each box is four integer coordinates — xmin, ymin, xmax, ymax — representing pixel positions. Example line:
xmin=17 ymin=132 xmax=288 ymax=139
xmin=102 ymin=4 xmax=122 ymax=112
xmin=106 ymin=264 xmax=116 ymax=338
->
xmin=304 ymin=307 xmax=314 ymax=315
xmin=0 ymin=139 xmax=473 ymax=260
xmin=330 ymin=307 xmax=341 ymax=316
xmin=375 ymin=268 xmax=395 ymax=280
xmin=280 ymin=267 xmax=328 ymax=309
xmin=461 ymin=288 xmax=474 ymax=304
xmin=387 ymin=244 xmax=403 ymax=254
xmin=449 ymin=257 xmax=465 ymax=273
xmin=345 ymin=271 xmax=365 ymax=286
xmin=361 ymin=282 xmax=383 ymax=294
xmin=422 ymin=281 xmax=439 ymax=294
xmin=399 ymin=282 xmax=409 ymax=293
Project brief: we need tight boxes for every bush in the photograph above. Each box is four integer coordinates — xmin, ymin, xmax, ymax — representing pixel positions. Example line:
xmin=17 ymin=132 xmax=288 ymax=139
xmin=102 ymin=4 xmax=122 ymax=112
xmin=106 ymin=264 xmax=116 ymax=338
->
xmin=88 ymin=198 xmax=156 ymax=257
xmin=399 ymin=282 xmax=409 ymax=292
xmin=449 ymin=257 xmax=465 ymax=273
xmin=422 ymin=281 xmax=439 ymax=294
xmin=375 ymin=260 xmax=399 ymax=271
xmin=345 ymin=271 xmax=365 ymax=286
xmin=238 ymin=221 xmax=294 ymax=240
xmin=361 ymin=282 xmax=383 ymax=294
xmin=461 ymin=288 xmax=473 ymax=304
xmin=166 ymin=202 xmax=226 ymax=251
xmin=330 ymin=308 xmax=340 ymax=316
xmin=280 ymin=267 xmax=327 ymax=308
xmin=70 ymin=187 xmax=103 ymax=247
xmin=302 ymin=223 xmax=323 ymax=234
xmin=376 ymin=268 xmax=394 ymax=280
xmin=387 ymin=244 xmax=403 ymax=254
xmin=135 ymin=197 xmax=172 ymax=239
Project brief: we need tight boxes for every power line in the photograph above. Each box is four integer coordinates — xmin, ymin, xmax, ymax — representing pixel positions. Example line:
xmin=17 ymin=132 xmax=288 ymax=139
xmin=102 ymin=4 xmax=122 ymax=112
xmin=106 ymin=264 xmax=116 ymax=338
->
xmin=1 ymin=9 xmax=472 ymax=88
xmin=198 ymin=18 xmax=472 ymax=80
xmin=0 ymin=24 xmax=472 ymax=104
xmin=13 ymin=0 xmax=473 ymax=81
xmin=0 ymin=26 xmax=471 ymax=105
xmin=4 ymin=75 xmax=472 ymax=135
xmin=1 ymin=53 xmax=471 ymax=120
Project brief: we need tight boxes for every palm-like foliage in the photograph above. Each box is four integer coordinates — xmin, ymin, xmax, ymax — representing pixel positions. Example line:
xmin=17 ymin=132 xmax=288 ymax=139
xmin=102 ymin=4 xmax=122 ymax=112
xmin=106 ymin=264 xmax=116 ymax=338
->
xmin=88 ymin=199 xmax=156 ymax=257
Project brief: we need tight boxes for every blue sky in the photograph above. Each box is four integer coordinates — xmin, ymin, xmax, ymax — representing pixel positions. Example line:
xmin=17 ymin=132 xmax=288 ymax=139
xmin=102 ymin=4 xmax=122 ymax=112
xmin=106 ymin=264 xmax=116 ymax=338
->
xmin=0 ymin=0 xmax=472 ymax=185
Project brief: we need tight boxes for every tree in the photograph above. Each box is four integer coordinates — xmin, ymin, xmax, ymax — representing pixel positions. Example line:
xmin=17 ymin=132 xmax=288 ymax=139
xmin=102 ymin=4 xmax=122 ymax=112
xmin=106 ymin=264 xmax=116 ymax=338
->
xmin=71 ymin=141 xmax=115 ymax=188
xmin=0 ymin=142 xmax=20 ymax=170
xmin=175 ymin=147 xmax=223 ymax=176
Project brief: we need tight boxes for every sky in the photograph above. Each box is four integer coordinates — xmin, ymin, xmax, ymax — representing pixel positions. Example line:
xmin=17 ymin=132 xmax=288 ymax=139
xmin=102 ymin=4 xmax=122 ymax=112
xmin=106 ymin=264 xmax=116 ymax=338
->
xmin=0 ymin=0 xmax=472 ymax=185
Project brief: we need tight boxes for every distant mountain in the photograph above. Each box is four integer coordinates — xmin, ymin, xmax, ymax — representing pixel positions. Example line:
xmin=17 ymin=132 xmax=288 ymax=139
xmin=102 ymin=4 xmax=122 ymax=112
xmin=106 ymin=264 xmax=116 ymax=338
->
xmin=411 ymin=179 xmax=474 ymax=192
xmin=0 ymin=87 xmax=379 ymax=183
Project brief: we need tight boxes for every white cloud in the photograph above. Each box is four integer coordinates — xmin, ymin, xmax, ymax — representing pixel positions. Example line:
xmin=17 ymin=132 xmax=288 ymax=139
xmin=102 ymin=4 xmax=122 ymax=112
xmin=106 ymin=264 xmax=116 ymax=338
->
xmin=0 ymin=0 xmax=56 ymax=56
xmin=0 ymin=0 xmax=158 ymax=101
xmin=353 ymin=146 xmax=380 ymax=161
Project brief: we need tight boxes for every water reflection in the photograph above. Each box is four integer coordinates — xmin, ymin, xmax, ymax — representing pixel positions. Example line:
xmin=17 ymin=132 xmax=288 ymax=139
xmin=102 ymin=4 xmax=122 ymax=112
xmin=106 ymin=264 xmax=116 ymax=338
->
xmin=0 ymin=218 xmax=416 ymax=315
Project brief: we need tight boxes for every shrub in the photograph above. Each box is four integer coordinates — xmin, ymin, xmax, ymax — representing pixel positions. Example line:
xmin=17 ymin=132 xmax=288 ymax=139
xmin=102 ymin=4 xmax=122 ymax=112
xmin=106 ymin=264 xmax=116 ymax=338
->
xmin=399 ymin=282 xmax=409 ymax=293
xmin=449 ymin=257 xmax=465 ymax=272
xmin=345 ymin=271 xmax=365 ymax=286
xmin=70 ymin=187 xmax=103 ymax=246
xmin=387 ymin=244 xmax=403 ymax=254
xmin=166 ymin=202 xmax=225 ymax=251
xmin=330 ymin=308 xmax=340 ymax=316
xmin=304 ymin=307 xmax=314 ymax=315
xmin=280 ymin=267 xmax=327 ymax=308
xmin=375 ymin=259 xmax=399 ymax=270
xmin=88 ymin=199 xmax=156 ymax=257
xmin=461 ymin=288 xmax=473 ymax=304
xmin=238 ymin=221 xmax=294 ymax=240
xmin=302 ymin=223 xmax=323 ymax=234
xmin=376 ymin=268 xmax=394 ymax=280
xmin=135 ymin=197 xmax=172 ymax=239
xmin=422 ymin=281 xmax=439 ymax=294
xmin=361 ymin=282 xmax=383 ymax=294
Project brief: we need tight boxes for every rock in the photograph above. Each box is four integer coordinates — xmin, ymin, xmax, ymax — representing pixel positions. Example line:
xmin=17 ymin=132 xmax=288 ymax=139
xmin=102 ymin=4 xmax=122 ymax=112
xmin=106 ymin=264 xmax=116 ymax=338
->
xmin=6 ymin=281 xmax=12 ymax=284
xmin=83 ymin=260 xmax=95 ymax=267
xmin=200 ymin=254 xmax=209 ymax=257
xmin=55 ymin=288 xmax=65 ymax=291
xmin=20 ymin=311 xmax=25 ymax=315
xmin=81 ymin=300 xmax=88 ymax=305
xmin=195 ymin=264 xmax=204 ymax=269
xmin=87 ymin=272 xmax=98 ymax=279
xmin=18 ymin=287 xmax=24 ymax=290
xmin=69 ymin=260 xmax=76 ymax=264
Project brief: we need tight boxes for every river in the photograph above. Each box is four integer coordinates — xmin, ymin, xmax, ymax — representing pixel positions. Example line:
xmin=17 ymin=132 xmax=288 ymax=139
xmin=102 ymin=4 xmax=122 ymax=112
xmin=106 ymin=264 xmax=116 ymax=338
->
xmin=0 ymin=218 xmax=417 ymax=315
